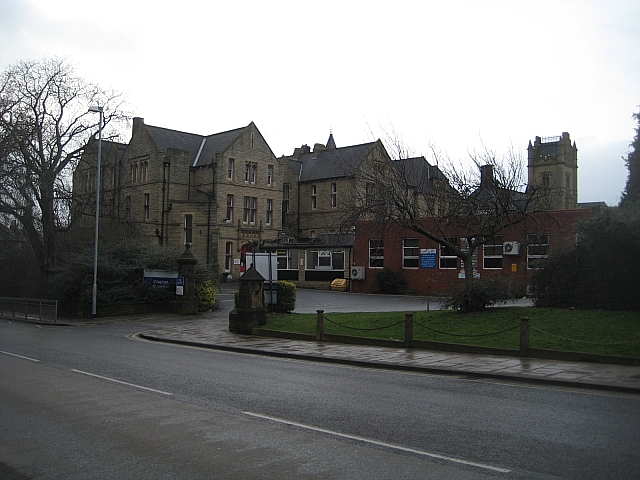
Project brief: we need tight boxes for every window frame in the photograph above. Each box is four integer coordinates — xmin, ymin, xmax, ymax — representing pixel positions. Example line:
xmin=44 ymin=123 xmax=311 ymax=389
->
xmin=369 ymin=239 xmax=384 ymax=268
xmin=527 ymin=233 xmax=549 ymax=269
xmin=439 ymin=237 xmax=458 ymax=269
xmin=184 ymin=214 xmax=193 ymax=245
xmin=402 ymin=238 xmax=420 ymax=269
xmin=225 ymin=241 xmax=233 ymax=272
xmin=331 ymin=182 xmax=337 ymax=208
xmin=266 ymin=198 xmax=273 ymax=226
xmin=227 ymin=158 xmax=234 ymax=181
xmin=267 ymin=165 xmax=273 ymax=186
xmin=483 ymin=235 xmax=503 ymax=269
xmin=311 ymin=184 xmax=317 ymax=210
xmin=143 ymin=193 xmax=150 ymax=220
xmin=226 ymin=194 xmax=234 ymax=222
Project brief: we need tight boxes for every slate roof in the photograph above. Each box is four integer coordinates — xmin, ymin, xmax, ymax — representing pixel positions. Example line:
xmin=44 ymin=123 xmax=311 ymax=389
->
xmin=291 ymin=141 xmax=379 ymax=182
xmin=145 ymin=124 xmax=246 ymax=167
xmin=397 ymin=156 xmax=447 ymax=194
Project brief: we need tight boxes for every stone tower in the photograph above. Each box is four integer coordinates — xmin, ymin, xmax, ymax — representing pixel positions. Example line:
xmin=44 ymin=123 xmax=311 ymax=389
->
xmin=527 ymin=132 xmax=578 ymax=210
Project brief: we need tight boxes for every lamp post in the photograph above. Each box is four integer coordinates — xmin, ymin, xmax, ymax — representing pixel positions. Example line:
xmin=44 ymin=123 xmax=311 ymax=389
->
xmin=88 ymin=106 xmax=103 ymax=316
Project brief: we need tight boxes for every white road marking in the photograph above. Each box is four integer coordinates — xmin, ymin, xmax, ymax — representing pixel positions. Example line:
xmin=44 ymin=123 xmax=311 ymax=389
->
xmin=243 ymin=411 xmax=511 ymax=473
xmin=71 ymin=369 xmax=173 ymax=396
xmin=0 ymin=350 xmax=40 ymax=362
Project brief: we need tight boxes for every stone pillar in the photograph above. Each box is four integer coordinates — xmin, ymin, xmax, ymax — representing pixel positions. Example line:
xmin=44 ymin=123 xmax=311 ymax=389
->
xmin=175 ymin=244 xmax=198 ymax=315
xmin=230 ymin=266 xmax=266 ymax=334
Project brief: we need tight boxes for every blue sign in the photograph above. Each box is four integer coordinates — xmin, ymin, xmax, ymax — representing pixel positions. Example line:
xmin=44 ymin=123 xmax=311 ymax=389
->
xmin=143 ymin=269 xmax=178 ymax=289
xmin=420 ymin=249 xmax=437 ymax=269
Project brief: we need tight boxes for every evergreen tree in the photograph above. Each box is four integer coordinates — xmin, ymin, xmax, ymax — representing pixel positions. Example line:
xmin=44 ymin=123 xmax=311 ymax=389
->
xmin=621 ymin=110 xmax=640 ymax=206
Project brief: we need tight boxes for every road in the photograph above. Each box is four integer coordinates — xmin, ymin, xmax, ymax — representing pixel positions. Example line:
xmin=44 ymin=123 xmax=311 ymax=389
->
xmin=1 ymin=312 xmax=638 ymax=479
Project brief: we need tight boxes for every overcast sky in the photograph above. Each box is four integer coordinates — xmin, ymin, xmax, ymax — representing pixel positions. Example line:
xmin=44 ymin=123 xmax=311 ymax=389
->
xmin=2 ymin=0 xmax=638 ymax=205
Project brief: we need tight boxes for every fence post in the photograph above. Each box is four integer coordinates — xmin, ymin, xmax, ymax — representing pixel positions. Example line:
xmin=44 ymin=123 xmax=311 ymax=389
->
xmin=404 ymin=313 xmax=413 ymax=348
xmin=24 ymin=298 xmax=28 ymax=320
xmin=519 ymin=317 xmax=530 ymax=356
xmin=316 ymin=310 xmax=324 ymax=341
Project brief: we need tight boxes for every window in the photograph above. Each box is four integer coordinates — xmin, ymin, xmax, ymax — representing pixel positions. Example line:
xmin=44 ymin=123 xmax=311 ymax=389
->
xmin=267 ymin=165 xmax=273 ymax=186
xmin=130 ymin=163 xmax=138 ymax=183
xmin=403 ymin=238 xmax=420 ymax=268
xmin=244 ymin=162 xmax=257 ymax=183
xmin=331 ymin=183 xmax=337 ymax=208
xmin=125 ymin=195 xmax=131 ymax=221
xmin=365 ymin=182 xmax=376 ymax=206
xmin=483 ymin=235 xmax=503 ymax=269
xmin=226 ymin=194 xmax=234 ymax=222
xmin=542 ymin=172 xmax=550 ymax=188
xmin=140 ymin=161 xmax=148 ymax=182
xmin=243 ymin=196 xmax=257 ymax=224
xmin=228 ymin=158 xmax=234 ymax=180
xmin=282 ymin=184 xmax=290 ymax=214
xmin=527 ymin=234 xmax=549 ymax=269
xmin=225 ymin=242 xmax=233 ymax=271
xmin=277 ymin=249 xmax=294 ymax=270
xmin=461 ymin=238 xmax=478 ymax=276
xmin=565 ymin=173 xmax=570 ymax=190
xmin=311 ymin=184 xmax=317 ymax=210
xmin=369 ymin=239 xmax=384 ymax=268
xmin=308 ymin=249 xmax=344 ymax=270
xmin=440 ymin=237 xmax=457 ymax=269
xmin=184 ymin=214 xmax=193 ymax=245
xmin=266 ymin=199 xmax=273 ymax=226
xmin=144 ymin=193 xmax=150 ymax=220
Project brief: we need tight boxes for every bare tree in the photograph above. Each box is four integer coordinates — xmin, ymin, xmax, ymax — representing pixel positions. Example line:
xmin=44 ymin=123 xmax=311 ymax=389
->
xmin=342 ymin=134 xmax=547 ymax=311
xmin=0 ymin=58 xmax=128 ymax=293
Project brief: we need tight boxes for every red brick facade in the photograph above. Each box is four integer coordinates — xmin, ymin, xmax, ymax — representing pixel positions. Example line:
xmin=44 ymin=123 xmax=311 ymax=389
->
xmin=351 ymin=209 xmax=596 ymax=296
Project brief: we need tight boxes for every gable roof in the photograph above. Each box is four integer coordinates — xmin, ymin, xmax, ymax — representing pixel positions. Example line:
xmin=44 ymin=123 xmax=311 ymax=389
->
xmin=289 ymin=141 xmax=379 ymax=182
xmin=145 ymin=124 xmax=245 ymax=167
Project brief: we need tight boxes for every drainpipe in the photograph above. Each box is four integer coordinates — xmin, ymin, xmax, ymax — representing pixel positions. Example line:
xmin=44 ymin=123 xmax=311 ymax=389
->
xmin=297 ymin=163 xmax=303 ymax=240
xmin=206 ymin=160 xmax=216 ymax=264
xmin=158 ymin=158 xmax=168 ymax=245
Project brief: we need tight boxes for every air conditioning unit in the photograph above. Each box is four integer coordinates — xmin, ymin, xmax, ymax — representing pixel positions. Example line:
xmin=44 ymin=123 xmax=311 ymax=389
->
xmin=351 ymin=266 xmax=365 ymax=280
xmin=504 ymin=241 xmax=521 ymax=256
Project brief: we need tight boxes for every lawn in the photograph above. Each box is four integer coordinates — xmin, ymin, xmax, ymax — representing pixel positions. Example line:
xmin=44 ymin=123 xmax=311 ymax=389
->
xmin=264 ymin=307 xmax=640 ymax=358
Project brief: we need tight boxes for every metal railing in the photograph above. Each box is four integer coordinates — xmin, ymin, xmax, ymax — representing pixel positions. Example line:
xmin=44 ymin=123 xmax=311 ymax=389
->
xmin=0 ymin=297 xmax=58 ymax=323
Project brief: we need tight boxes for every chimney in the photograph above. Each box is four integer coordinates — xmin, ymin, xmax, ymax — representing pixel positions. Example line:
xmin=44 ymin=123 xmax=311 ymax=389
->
xmin=133 ymin=117 xmax=144 ymax=134
xmin=313 ymin=143 xmax=326 ymax=153
xmin=480 ymin=165 xmax=494 ymax=186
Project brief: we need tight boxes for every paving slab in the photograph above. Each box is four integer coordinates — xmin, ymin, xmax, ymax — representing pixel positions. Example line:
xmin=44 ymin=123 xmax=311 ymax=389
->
xmin=137 ymin=316 xmax=640 ymax=395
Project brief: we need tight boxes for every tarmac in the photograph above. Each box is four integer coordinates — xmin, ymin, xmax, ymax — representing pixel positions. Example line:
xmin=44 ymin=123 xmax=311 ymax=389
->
xmin=132 ymin=287 xmax=640 ymax=395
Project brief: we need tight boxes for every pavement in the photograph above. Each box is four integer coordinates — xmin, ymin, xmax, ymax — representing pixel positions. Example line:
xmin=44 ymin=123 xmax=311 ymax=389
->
xmin=132 ymin=286 xmax=640 ymax=395
xmin=136 ymin=315 xmax=640 ymax=395
xmin=6 ymin=286 xmax=640 ymax=394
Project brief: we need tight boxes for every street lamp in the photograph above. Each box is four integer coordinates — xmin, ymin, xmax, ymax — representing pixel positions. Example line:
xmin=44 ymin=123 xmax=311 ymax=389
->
xmin=88 ymin=106 xmax=103 ymax=316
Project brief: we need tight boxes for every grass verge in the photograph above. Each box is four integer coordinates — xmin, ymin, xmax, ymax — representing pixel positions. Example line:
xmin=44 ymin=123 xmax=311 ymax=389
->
xmin=264 ymin=307 xmax=640 ymax=358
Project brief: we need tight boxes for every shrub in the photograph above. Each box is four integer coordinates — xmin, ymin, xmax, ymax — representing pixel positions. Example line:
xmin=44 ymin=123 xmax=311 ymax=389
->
xmin=196 ymin=280 xmax=217 ymax=311
xmin=48 ymin=240 xmax=184 ymax=310
xmin=373 ymin=267 xmax=408 ymax=294
xmin=442 ymin=278 xmax=513 ymax=313
xmin=532 ymin=207 xmax=640 ymax=311
xmin=274 ymin=280 xmax=296 ymax=313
